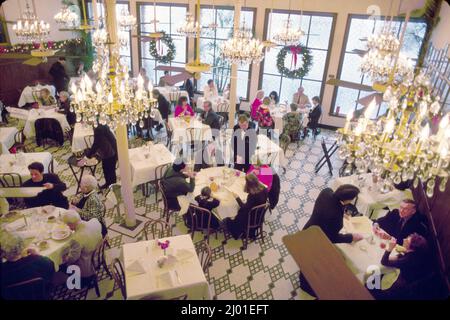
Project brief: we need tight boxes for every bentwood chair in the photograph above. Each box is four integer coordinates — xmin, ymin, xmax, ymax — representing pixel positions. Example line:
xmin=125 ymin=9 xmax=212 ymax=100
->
xmin=242 ymin=202 xmax=269 ymax=250
xmin=142 ymin=218 xmax=172 ymax=240
xmin=0 ymin=173 xmax=22 ymax=188
xmin=91 ymin=237 xmax=113 ymax=280
xmin=216 ymin=101 xmax=230 ymax=126
xmin=12 ymin=129 xmax=27 ymax=153
xmin=187 ymin=204 xmax=219 ymax=243
xmin=194 ymin=240 xmax=212 ymax=280
xmin=158 ymin=180 xmax=178 ymax=223
xmin=142 ymin=163 xmax=171 ymax=201
xmin=111 ymin=258 xmax=127 ymax=300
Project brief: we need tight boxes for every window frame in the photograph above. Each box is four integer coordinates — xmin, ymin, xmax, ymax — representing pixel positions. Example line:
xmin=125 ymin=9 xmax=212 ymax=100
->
xmin=195 ymin=5 xmax=257 ymax=101
xmin=330 ymin=14 xmax=428 ymax=118
xmin=136 ymin=1 xmax=189 ymax=83
xmin=258 ymin=8 xmax=337 ymax=104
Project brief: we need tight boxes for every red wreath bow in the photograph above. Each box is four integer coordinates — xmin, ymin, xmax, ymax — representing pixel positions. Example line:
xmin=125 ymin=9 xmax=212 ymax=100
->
xmin=290 ymin=46 xmax=302 ymax=69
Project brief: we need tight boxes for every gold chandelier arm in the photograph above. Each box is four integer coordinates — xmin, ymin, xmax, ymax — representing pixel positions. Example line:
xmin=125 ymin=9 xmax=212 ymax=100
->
xmin=195 ymin=0 xmax=200 ymax=65
xmin=81 ymin=0 xmax=89 ymax=26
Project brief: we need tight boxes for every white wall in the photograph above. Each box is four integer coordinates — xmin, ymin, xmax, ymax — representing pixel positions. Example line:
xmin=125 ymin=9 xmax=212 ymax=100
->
xmin=3 ymin=0 xmax=434 ymax=127
xmin=431 ymin=1 xmax=450 ymax=56
xmin=3 ymin=0 xmax=76 ymax=44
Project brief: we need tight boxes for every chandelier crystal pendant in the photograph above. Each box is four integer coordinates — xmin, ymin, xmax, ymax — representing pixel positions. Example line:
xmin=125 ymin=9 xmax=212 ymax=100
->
xmin=177 ymin=13 xmax=201 ymax=38
xmin=54 ymin=6 xmax=79 ymax=28
xmin=13 ymin=1 xmax=50 ymax=43
xmin=118 ymin=8 xmax=137 ymax=32
xmin=338 ymin=70 xmax=449 ymax=198
xmin=70 ymin=30 xmax=157 ymax=131
xmin=220 ymin=26 xmax=265 ymax=66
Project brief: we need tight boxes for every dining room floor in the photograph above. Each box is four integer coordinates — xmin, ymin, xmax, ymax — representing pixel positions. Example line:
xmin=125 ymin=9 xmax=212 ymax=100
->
xmin=7 ymin=118 xmax=343 ymax=300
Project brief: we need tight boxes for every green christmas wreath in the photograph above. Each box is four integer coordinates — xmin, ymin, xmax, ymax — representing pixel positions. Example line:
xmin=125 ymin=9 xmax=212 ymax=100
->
xmin=149 ymin=33 xmax=176 ymax=64
xmin=276 ymin=45 xmax=313 ymax=79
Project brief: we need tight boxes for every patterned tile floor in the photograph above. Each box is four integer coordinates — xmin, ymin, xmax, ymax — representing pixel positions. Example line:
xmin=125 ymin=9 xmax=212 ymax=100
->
xmin=6 ymin=118 xmax=343 ymax=300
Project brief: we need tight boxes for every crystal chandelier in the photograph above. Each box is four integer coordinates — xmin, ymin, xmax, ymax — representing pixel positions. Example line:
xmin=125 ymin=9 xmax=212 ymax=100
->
xmin=70 ymin=30 xmax=157 ymax=131
xmin=272 ymin=18 xmax=304 ymax=46
xmin=118 ymin=9 xmax=136 ymax=32
xmin=221 ymin=26 xmax=265 ymax=66
xmin=54 ymin=6 xmax=79 ymax=28
xmin=360 ymin=26 xmax=413 ymax=86
xmin=338 ymin=70 xmax=449 ymax=198
xmin=13 ymin=2 xmax=50 ymax=43
xmin=177 ymin=13 xmax=201 ymax=38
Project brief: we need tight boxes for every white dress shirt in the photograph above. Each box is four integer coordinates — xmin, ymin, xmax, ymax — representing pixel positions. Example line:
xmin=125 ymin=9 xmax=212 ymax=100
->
xmin=203 ymin=84 xmax=218 ymax=100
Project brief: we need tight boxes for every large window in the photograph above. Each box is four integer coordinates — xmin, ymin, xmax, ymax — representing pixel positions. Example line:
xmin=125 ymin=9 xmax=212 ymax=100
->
xmin=198 ymin=7 xmax=255 ymax=100
xmin=259 ymin=10 xmax=335 ymax=104
xmin=86 ymin=1 xmax=132 ymax=71
xmin=332 ymin=15 xmax=427 ymax=118
xmin=138 ymin=3 xmax=188 ymax=84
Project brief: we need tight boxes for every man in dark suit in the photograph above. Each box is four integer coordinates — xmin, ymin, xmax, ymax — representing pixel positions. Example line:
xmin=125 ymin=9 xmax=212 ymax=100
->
xmin=152 ymin=89 xmax=170 ymax=131
xmin=181 ymin=78 xmax=194 ymax=102
xmin=200 ymin=100 xmax=220 ymax=131
xmin=373 ymin=199 xmax=428 ymax=244
xmin=161 ymin=161 xmax=196 ymax=211
xmin=48 ymin=57 xmax=69 ymax=93
xmin=300 ymin=184 xmax=363 ymax=297
xmin=301 ymin=96 xmax=322 ymax=139
xmin=232 ymin=114 xmax=257 ymax=172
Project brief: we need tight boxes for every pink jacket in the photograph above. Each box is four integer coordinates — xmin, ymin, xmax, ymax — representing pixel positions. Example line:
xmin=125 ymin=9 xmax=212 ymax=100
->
xmin=247 ymin=164 xmax=273 ymax=191
xmin=175 ymin=104 xmax=194 ymax=117
xmin=251 ymin=98 xmax=262 ymax=120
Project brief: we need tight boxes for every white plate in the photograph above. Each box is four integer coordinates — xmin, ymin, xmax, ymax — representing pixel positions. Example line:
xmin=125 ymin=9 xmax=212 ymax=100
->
xmin=51 ymin=230 xmax=71 ymax=240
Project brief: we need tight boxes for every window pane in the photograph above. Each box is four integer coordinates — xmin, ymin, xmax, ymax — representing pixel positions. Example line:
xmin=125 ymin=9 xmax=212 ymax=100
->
xmin=261 ymin=74 xmax=281 ymax=100
xmin=142 ymin=59 xmax=156 ymax=83
xmin=308 ymin=16 xmax=333 ymax=50
xmin=346 ymin=18 xmax=375 ymax=52
xmin=173 ymin=38 xmax=186 ymax=63
xmin=280 ymin=78 xmax=301 ymax=104
xmin=306 ymin=49 xmax=327 ymax=81
xmin=237 ymin=71 xmax=249 ymax=99
xmin=335 ymin=87 xmax=359 ymax=115
xmin=340 ymin=53 xmax=363 ymax=82
xmin=263 ymin=47 xmax=280 ymax=75
xmin=301 ymin=80 xmax=322 ymax=102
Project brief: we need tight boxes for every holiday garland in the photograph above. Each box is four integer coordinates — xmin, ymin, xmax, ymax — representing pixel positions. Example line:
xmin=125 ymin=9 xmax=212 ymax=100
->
xmin=276 ymin=45 xmax=313 ymax=79
xmin=0 ymin=38 xmax=84 ymax=54
xmin=149 ymin=33 xmax=176 ymax=64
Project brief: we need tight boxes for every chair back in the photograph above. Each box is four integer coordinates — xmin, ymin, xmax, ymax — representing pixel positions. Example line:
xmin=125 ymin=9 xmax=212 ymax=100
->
xmin=216 ymin=102 xmax=229 ymax=113
xmin=111 ymin=258 xmax=127 ymax=300
xmin=158 ymin=180 xmax=171 ymax=221
xmin=186 ymin=127 xmax=203 ymax=143
xmin=154 ymin=163 xmax=171 ymax=182
xmin=142 ymin=218 xmax=172 ymax=240
xmin=91 ymin=237 xmax=109 ymax=272
xmin=279 ymin=134 xmax=291 ymax=155
xmin=217 ymin=114 xmax=225 ymax=130
xmin=246 ymin=202 xmax=269 ymax=237
xmin=13 ymin=129 xmax=27 ymax=153
xmin=0 ymin=173 xmax=23 ymax=187
xmin=195 ymin=240 xmax=212 ymax=274
xmin=169 ymin=91 xmax=181 ymax=104
xmin=188 ymin=204 xmax=213 ymax=235
xmin=48 ymin=159 xmax=54 ymax=173
xmin=3 ymin=277 xmax=46 ymax=300
xmin=105 ymin=183 xmax=123 ymax=206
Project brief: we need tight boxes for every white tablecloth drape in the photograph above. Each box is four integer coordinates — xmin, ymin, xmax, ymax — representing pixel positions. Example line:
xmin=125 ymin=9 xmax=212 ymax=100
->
xmin=330 ymin=173 xmax=413 ymax=217
xmin=129 ymin=143 xmax=175 ymax=187
xmin=122 ymin=235 xmax=211 ymax=300
xmin=0 ymin=127 xmax=18 ymax=154
xmin=168 ymin=117 xmax=213 ymax=144
xmin=0 ymin=152 xmax=53 ymax=182
xmin=18 ymin=85 xmax=56 ymax=107
xmin=72 ymin=123 xmax=94 ymax=153
xmin=178 ymin=167 xmax=247 ymax=220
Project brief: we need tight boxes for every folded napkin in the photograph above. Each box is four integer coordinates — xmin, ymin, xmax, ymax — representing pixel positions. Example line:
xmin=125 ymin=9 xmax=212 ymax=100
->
xmin=5 ymin=217 xmax=26 ymax=231
xmin=15 ymin=230 xmax=38 ymax=239
xmin=157 ymin=271 xmax=176 ymax=288
xmin=176 ymin=248 xmax=194 ymax=261
xmin=127 ymin=259 xmax=147 ymax=275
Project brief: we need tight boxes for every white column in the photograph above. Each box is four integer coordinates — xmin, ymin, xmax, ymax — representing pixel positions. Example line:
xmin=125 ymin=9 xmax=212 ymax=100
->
xmin=105 ymin=0 xmax=137 ymax=227
xmin=228 ymin=0 xmax=241 ymax=128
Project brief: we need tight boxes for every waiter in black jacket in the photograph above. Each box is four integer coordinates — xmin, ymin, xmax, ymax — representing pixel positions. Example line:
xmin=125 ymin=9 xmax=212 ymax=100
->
xmin=232 ymin=114 xmax=257 ymax=172
xmin=49 ymin=57 xmax=69 ymax=93
xmin=85 ymin=124 xmax=117 ymax=189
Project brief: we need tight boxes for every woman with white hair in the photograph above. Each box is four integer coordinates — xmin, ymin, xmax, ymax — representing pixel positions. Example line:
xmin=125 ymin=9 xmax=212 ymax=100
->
xmin=60 ymin=210 xmax=102 ymax=286
xmin=1 ymin=232 xmax=55 ymax=299
xmin=251 ymin=90 xmax=265 ymax=121
xmin=70 ymin=174 xmax=107 ymax=237
xmin=57 ymin=91 xmax=75 ymax=126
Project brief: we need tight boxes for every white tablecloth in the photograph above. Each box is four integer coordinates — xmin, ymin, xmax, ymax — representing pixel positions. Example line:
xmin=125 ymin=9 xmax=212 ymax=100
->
xmin=0 ymin=127 xmax=18 ymax=154
xmin=178 ymin=167 xmax=247 ymax=220
xmin=154 ymin=87 xmax=190 ymax=104
xmin=0 ymin=152 xmax=53 ymax=183
xmin=197 ymin=96 xmax=229 ymax=112
xmin=168 ymin=117 xmax=213 ymax=144
xmin=21 ymin=108 xmax=71 ymax=138
xmin=129 ymin=143 xmax=175 ymax=187
xmin=72 ymin=123 xmax=94 ymax=153
xmin=336 ymin=216 xmax=400 ymax=289
xmin=1 ymin=207 xmax=72 ymax=267
xmin=330 ymin=173 xmax=413 ymax=217
xmin=122 ymin=235 xmax=210 ymax=300
xmin=18 ymin=84 xmax=56 ymax=107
